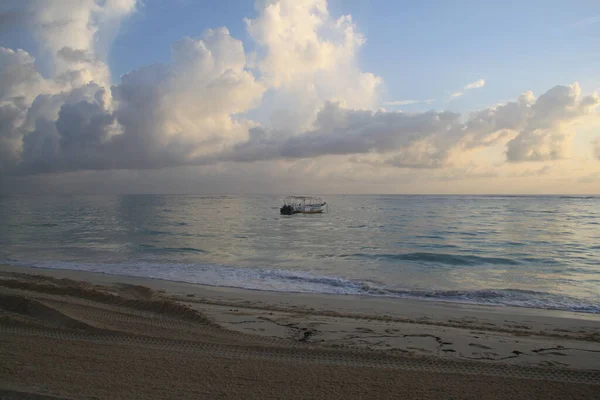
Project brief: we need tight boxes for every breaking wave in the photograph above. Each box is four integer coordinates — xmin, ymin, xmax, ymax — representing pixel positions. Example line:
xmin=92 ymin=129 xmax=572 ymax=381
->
xmin=351 ymin=252 xmax=521 ymax=266
xmin=4 ymin=259 xmax=600 ymax=314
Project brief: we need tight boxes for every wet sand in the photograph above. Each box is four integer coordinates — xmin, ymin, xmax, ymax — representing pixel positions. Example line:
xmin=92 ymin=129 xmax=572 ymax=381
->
xmin=1 ymin=264 xmax=599 ymax=399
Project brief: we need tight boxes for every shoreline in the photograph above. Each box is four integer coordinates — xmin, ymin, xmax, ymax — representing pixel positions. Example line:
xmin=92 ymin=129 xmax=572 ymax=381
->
xmin=3 ymin=262 xmax=600 ymax=320
xmin=1 ymin=263 xmax=599 ymax=399
xmin=2 ymin=263 xmax=600 ymax=342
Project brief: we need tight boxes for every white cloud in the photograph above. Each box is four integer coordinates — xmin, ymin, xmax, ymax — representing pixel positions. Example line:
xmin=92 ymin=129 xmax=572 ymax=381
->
xmin=0 ymin=47 xmax=57 ymax=173
xmin=506 ymin=83 xmax=599 ymax=162
xmin=0 ymin=1 xmax=267 ymax=174
xmin=464 ymin=79 xmax=485 ymax=90
xmin=0 ymin=0 xmax=137 ymax=174
xmin=16 ymin=0 xmax=136 ymax=87
xmin=450 ymin=92 xmax=463 ymax=98
xmin=219 ymin=83 xmax=599 ymax=168
xmin=221 ymin=102 xmax=459 ymax=165
xmin=26 ymin=0 xmax=137 ymax=54
xmin=1 ymin=0 xmax=600 ymax=194
xmin=383 ymin=99 xmax=434 ymax=106
xmin=11 ymin=28 xmax=265 ymax=174
xmin=246 ymin=0 xmax=381 ymax=131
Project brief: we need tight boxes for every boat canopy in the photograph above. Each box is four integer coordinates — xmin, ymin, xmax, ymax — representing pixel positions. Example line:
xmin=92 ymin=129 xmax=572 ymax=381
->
xmin=283 ymin=196 xmax=325 ymax=206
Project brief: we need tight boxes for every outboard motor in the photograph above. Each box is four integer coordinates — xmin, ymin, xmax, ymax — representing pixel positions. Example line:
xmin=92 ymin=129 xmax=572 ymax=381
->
xmin=280 ymin=205 xmax=293 ymax=215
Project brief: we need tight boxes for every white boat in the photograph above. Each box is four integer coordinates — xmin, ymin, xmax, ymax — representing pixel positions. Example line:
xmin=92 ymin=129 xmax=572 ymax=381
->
xmin=280 ymin=196 xmax=328 ymax=215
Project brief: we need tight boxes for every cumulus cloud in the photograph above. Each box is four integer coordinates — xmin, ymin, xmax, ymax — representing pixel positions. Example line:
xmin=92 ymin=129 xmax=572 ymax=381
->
xmin=0 ymin=47 xmax=55 ymax=173
xmin=0 ymin=0 xmax=599 ymax=189
xmin=10 ymin=28 xmax=265 ymax=174
xmin=246 ymin=0 xmax=381 ymax=130
xmin=0 ymin=0 xmax=136 ymax=90
xmin=220 ymin=83 xmax=599 ymax=168
xmin=24 ymin=0 xmax=136 ymax=60
xmin=450 ymin=92 xmax=463 ymax=98
xmin=505 ymin=83 xmax=599 ymax=162
xmin=0 ymin=0 xmax=136 ymax=174
xmin=221 ymin=102 xmax=458 ymax=166
xmin=464 ymin=79 xmax=485 ymax=90
xmin=103 ymin=28 xmax=265 ymax=169
xmin=1 ymin=0 xmax=383 ymax=175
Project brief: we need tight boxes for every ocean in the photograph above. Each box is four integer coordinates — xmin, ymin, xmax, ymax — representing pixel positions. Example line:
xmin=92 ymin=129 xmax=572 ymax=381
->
xmin=1 ymin=194 xmax=599 ymax=313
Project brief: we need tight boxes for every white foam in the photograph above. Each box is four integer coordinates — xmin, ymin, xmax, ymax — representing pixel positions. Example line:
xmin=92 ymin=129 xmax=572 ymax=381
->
xmin=4 ymin=258 xmax=600 ymax=314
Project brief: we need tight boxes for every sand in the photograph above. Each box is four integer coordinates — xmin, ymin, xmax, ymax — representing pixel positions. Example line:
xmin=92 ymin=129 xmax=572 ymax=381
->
xmin=0 ymin=264 xmax=599 ymax=399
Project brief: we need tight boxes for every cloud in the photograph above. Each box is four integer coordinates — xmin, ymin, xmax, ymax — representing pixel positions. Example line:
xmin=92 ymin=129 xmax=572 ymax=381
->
xmin=245 ymin=0 xmax=381 ymax=130
xmin=507 ymin=165 xmax=552 ymax=178
xmin=11 ymin=27 xmax=265 ymax=174
xmin=594 ymin=137 xmax=600 ymax=159
xmin=0 ymin=47 xmax=56 ymax=173
xmin=446 ymin=79 xmax=484 ymax=101
xmin=2 ymin=46 xmax=598 ymax=175
xmin=103 ymin=28 xmax=265 ymax=168
xmin=433 ymin=166 xmax=498 ymax=181
xmin=383 ymin=99 xmax=434 ymax=106
xmin=221 ymin=102 xmax=460 ymax=165
xmin=579 ymin=172 xmax=600 ymax=183
xmin=220 ymin=83 xmax=599 ymax=168
xmin=505 ymin=83 xmax=599 ymax=162
xmin=2 ymin=0 xmax=388 ymax=176
xmin=23 ymin=0 xmax=137 ymax=62
xmin=464 ymin=79 xmax=485 ymax=90
xmin=0 ymin=0 xmax=137 ymax=175
xmin=1 ymin=0 xmax=600 ymax=192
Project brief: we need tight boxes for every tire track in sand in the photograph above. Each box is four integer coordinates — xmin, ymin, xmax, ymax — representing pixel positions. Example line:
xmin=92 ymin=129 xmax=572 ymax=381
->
xmin=1 ymin=324 xmax=600 ymax=385
xmin=1 ymin=274 xmax=600 ymax=386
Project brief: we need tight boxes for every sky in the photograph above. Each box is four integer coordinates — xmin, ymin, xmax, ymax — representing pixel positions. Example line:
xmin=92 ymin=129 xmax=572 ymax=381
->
xmin=0 ymin=0 xmax=599 ymax=194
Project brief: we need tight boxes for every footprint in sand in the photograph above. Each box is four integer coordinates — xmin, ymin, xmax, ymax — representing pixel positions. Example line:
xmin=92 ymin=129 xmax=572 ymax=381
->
xmin=538 ymin=360 xmax=569 ymax=367
xmin=469 ymin=343 xmax=492 ymax=350
xmin=407 ymin=347 xmax=432 ymax=353
xmin=355 ymin=327 xmax=376 ymax=334
xmin=481 ymin=352 xmax=499 ymax=357
xmin=449 ymin=317 xmax=478 ymax=324
xmin=390 ymin=348 xmax=411 ymax=354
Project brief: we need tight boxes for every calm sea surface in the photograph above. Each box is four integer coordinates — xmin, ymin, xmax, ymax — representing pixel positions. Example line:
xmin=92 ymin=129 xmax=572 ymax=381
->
xmin=1 ymin=194 xmax=599 ymax=313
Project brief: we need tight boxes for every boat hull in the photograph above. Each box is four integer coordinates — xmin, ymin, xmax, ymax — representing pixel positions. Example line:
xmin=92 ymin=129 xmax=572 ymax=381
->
xmin=280 ymin=196 xmax=327 ymax=215
xmin=280 ymin=205 xmax=326 ymax=215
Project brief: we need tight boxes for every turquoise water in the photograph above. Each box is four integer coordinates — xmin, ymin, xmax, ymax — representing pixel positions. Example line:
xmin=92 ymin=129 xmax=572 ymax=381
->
xmin=1 ymin=194 xmax=599 ymax=313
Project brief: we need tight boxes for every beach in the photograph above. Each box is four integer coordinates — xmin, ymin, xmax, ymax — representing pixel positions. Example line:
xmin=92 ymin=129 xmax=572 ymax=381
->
xmin=1 ymin=264 xmax=599 ymax=399
xmin=2 ymin=0 xmax=600 ymax=396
